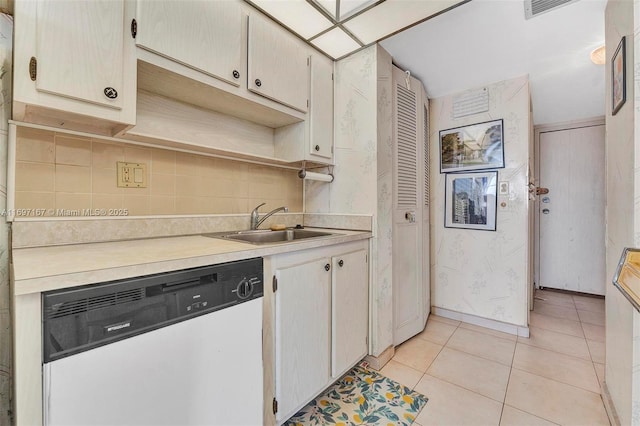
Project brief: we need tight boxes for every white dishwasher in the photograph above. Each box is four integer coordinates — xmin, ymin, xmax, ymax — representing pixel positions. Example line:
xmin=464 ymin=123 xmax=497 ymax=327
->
xmin=42 ymin=258 xmax=264 ymax=426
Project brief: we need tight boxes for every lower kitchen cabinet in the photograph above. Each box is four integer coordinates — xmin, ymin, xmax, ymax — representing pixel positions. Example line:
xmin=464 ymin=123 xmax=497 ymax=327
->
xmin=331 ymin=249 xmax=368 ymax=377
xmin=274 ymin=256 xmax=331 ymax=421
xmin=264 ymin=240 xmax=369 ymax=425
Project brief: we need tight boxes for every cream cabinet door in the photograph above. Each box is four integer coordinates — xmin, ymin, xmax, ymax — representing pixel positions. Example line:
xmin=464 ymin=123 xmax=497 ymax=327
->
xmin=248 ymin=14 xmax=309 ymax=113
xmin=331 ymin=249 xmax=368 ymax=378
xmin=135 ymin=0 xmax=243 ymax=86
xmin=309 ymin=55 xmax=334 ymax=161
xmin=274 ymin=257 xmax=331 ymax=423
xmin=35 ymin=0 xmax=125 ymax=109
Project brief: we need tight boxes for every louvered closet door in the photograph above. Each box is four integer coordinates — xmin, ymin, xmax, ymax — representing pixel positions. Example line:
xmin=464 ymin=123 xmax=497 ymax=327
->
xmin=392 ymin=66 xmax=424 ymax=346
xmin=421 ymin=85 xmax=431 ymax=328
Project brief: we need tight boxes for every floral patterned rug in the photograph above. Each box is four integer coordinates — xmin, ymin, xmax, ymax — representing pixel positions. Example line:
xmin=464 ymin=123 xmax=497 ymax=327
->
xmin=284 ymin=364 xmax=428 ymax=425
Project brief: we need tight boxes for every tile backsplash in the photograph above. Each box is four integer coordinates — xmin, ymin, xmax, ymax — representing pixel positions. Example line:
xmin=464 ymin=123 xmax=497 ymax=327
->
xmin=14 ymin=127 xmax=303 ymax=217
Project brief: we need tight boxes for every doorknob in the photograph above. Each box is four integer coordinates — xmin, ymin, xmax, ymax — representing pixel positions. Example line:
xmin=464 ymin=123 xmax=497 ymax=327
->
xmin=542 ymin=208 xmax=550 ymax=214
xmin=405 ymin=212 xmax=416 ymax=223
xmin=536 ymin=187 xmax=550 ymax=195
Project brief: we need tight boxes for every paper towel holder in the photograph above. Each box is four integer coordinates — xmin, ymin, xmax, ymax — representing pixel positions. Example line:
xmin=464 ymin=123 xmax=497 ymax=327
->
xmin=298 ymin=168 xmax=334 ymax=183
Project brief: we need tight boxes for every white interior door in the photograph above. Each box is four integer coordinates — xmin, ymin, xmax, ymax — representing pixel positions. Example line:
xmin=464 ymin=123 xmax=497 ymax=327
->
xmin=392 ymin=66 xmax=424 ymax=345
xmin=539 ymin=124 xmax=605 ymax=295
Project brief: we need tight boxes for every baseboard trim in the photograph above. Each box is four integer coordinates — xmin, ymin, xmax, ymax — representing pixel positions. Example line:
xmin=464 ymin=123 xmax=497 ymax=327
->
xmin=365 ymin=345 xmax=395 ymax=371
xmin=601 ymin=381 xmax=621 ymax=426
xmin=433 ymin=307 xmax=529 ymax=337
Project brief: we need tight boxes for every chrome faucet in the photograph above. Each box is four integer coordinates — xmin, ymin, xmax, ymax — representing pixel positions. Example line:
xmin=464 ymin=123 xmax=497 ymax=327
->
xmin=250 ymin=203 xmax=288 ymax=230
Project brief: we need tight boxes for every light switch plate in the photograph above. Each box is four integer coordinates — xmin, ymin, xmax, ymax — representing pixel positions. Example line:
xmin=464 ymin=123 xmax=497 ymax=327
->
xmin=117 ymin=162 xmax=147 ymax=188
xmin=498 ymin=181 xmax=509 ymax=195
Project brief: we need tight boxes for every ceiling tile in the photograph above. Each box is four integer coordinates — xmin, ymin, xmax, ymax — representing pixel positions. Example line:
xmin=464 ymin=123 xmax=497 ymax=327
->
xmin=343 ymin=0 xmax=462 ymax=44
xmin=314 ymin=0 xmax=338 ymax=19
xmin=311 ymin=27 xmax=361 ymax=59
xmin=339 ymin=0 xmax=377 ymax=19
xmin=251 ymin=0 xmax=334 ymax=39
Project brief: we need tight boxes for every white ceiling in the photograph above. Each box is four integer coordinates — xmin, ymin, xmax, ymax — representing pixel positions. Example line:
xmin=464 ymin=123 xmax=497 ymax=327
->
xmin=247 ymin=0 xmax=462 ymax=59
xmin=379 ymin=0 xmax=607 ymax=125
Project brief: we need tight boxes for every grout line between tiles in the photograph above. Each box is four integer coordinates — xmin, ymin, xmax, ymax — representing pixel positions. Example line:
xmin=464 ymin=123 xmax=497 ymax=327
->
xmin=443 ymin=329 xmax=516 ymax=367
xmin=530 ymin=313 xmax=585 ymax=338
xmin=421 ymin=371 xmax=507 ymax=406
xmin=532 ymin=308 xmax=580 ymax=323
xmin=510 ymin=365 xmax=604 ymax=398
xmin=458 ymin=322 xmax=518 ymax=343
xmin=502 ymin=403 xmax=562 ymax=426
xmin=512 ymin=343 xmax=602 ymax=394
xmin=498 ymin=403 xmax=506 ymax=426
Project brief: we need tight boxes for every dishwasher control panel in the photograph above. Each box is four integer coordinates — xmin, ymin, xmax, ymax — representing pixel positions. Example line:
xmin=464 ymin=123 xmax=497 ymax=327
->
xmin=42 ymin=257 xmax=263 ymax=362
xmin=174 ymin=259 xmax=263 ymax=317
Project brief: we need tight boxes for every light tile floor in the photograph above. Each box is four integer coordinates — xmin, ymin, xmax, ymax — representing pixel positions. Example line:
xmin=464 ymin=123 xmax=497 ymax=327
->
xmin=380 ymin=289 xmax=609 ymax=425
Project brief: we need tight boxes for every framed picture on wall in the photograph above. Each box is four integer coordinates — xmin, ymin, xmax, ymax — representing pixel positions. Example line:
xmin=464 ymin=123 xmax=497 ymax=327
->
xmin=439 ymin=119 xmax=505 ymax=173
xmin=445 ymin=171 xmax=498 ymax=231
xmin=612 ymin=36 xmax=626 ymax=115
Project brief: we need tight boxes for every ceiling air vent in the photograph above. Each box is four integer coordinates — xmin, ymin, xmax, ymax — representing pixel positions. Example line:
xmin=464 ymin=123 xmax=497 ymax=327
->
xmin=524 ymin=0 xmax=580 ymax=19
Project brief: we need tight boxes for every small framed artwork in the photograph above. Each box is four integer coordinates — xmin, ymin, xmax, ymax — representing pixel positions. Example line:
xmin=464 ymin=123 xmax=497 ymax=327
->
xmin=439 ymin=119 xmax=505 ymax=173
xmin=612 ymin=36 xmax=626 ymax=115
xmin=445 ymin=171 xmax=498 ymax=231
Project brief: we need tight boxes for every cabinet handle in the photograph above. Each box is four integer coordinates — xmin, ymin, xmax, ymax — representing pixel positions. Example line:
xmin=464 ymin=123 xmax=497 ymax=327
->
xmin=232 ymin=70 xmax=240 ymax=79
xmin=324 ymin=263 xmax=330 ymax=272
xmin=255 ymin=78 xmax=262 ymax=87
xmin=104 ymin=87 xmax=118 ymax=99
xmin=338 ymin=260 xmax=344 ymax=267
xmin=314 ymin=145 xmax=320 ymax=152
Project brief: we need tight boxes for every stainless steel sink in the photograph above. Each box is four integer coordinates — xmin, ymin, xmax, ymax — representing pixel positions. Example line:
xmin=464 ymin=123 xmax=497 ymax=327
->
xmin=203 ymin=229 xmax=337 ymax=244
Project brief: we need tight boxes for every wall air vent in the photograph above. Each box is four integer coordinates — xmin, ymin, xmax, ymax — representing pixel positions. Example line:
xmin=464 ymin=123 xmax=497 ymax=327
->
xmin=524 ymin=0 xmax=580 ymax=19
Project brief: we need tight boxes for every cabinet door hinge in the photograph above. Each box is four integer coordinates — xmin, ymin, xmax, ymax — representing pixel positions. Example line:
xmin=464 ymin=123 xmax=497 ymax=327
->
xmin=272 ymin=397 xmax=278 ymax=414
xmin=29 ymin=57 xmax=37 ymax=81
xmin=272 ymin=275 xmax=278 ymax=293
xmin=365 ymin=254 xmax=368 ymax=263
xmin=307 ymin=99 xmax=309 ymax=108
xmin=307 ymin=57 xmax=310 ymax=66
xmin=366 ymin=336 xmax=369 ymax=346
xmin=331 ymin=73 xmax=334 ymax=81
xmin=131 ymin=19 xmax=137 ymax=39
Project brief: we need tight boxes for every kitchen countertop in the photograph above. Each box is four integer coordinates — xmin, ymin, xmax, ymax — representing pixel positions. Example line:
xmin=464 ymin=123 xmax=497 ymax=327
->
xmin=11 ymin=228 xmax=371 ymax=296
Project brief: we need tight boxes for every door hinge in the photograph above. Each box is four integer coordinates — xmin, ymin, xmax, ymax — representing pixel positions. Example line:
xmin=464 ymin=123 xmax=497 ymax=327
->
xmin=272 ymin=275 xmax=278 ymax=293
xmin=307 ymin=57 xmax=310 ymax=66
xmin=307 ymin=99 xmax=309 ymax=108
xmin=331 ymin=73 xmax=334 ymax=81
xmin=366 ymin=336 xmax=369 ymax=346
xmin=131 ymin=19 xmax=137 ymax=39
xmin=272 ymin=397 xmax=278 ymax=414
xmin=29 ymin=57 xmax=37 ymax=81
xmin=365 ymin=254 xmax=368 ymax=263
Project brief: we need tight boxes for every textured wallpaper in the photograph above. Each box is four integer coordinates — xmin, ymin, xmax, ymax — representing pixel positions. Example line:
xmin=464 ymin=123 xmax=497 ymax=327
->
xmin=604 ymin=1 xmax=635 ymax=425
xmin=429 ymin=75 xmax=530 ymax=327
xmin=305 ymin=45 xmax=396 ymax=357
xmin=375 ymin=46 xmax=394 ymax=356
xmin=0 ymin=13 xmax=10 ymax=426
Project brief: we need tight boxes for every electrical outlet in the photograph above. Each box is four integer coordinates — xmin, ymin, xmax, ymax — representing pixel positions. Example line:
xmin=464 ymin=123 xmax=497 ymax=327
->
xmin=117 ymin=162 xmax=147 ymax=188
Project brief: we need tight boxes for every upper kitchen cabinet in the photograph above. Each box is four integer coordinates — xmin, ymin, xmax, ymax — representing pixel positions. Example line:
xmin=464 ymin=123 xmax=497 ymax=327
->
xmin=135 ymin=0 xmax=243 ymax=87
xmin=309 ymin=55 xmax=334 ymax=161
xmin=248 ymin=14 xmax=309 ymax=113
xmin=274 ymin=54 xmax=334 ymax=165
xmin=13 ymin=0 xmax=136 ymax=136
